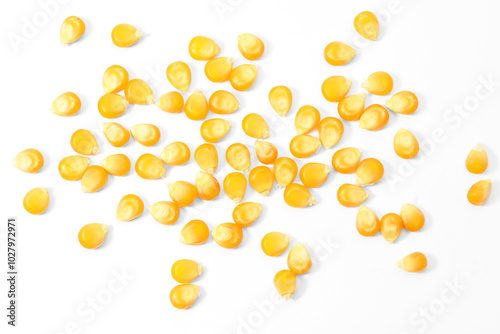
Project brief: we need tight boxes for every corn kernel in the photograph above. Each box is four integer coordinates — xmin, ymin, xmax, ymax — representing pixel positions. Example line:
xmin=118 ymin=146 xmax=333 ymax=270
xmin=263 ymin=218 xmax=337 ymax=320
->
xmin=200 ymin=118 xmax=231 ymax=143
xmin=209 ymin=90 xmax=240 ymax=115
xmin=242 ymin=113 xmax=270 ymax=139
xmin=195 ymin=144 xmax=218 ymax=174
xmin=359 ymin=104 xmax=389 ymax=131
xmin=60 ymin=16 xmax=85 ymax=44
xmin=362 ymin=71 xmax=393 ymax=96
xmin=249 ymin=166 xmax=274 ymax=196
xmin=168 ymin=181 xmax=198 ymax=207
xmin=288 ymin=243 xmax=312 ymax=275
xmin=337 ymin=183 xmax=369 ymax=207
xmin=13 ymin=149 xmax=43 ymax=173
xmin=269 ymin=86 xmax=293 ymax=117
xmin=166 ymin=61 xmax=191 ymax=92
xmin=465 ymin=144 xmax=488 ymax=174
xmin=394 ymin=129 xmax=419 ymax=159
xmin=318 ymin=117 xmax=344 ymax=149
xmin=229 ymin=64 xmax=257 ymax=91
xmin=131 ymin=124 xmax=160 ymax=146
xmin=273 ymin=157 xmax=298 ymax=187
xmin=98 ymin=93 xmax=129 ymax=118
xmin=255 ymin=141 xmax=278 ymax=164
xmin=380 ymin=213 xmax=403 ymax=243
xmin=71 ymin=129 xmax=99 ymax=155
xmin=284 ymin=183 xmax=315 ymax=208
xmin=149 ymin=201 xmax=180 ymax=225
xmin=237 ymin=33 xmax=265 ymax=60
xmin=356 ymin=158 xmax=384 ymax=186
xmin=124 ymin=79 xmax=154 ymax=105
xmin=262 ymin=232 xmax=291 ymax=257
xmin=205 ymin=57 xmax=233 ymax=82
xmin=400 ymin=204 xmax=425 ymax=232
xmin=322 ymin=76 xmax=352 ymax=102
xmin=195 ymin=172 xmax=220 ymax=201
xmin=189 ymin=36 xmax=220 ymax=60
xmin=58 ymin=155 xmax=90 ymax=181
xmin=467 ymin=179 xmax=492 ymax=206
xmin=161 ymin=142 xmax=190 ymax=166
xmin=135 ymin=154 xmax=166 ymax=180
xmin=81 ymin=166 xmax=108 ymax=193
xmin=295 ymin=105 xmax=320 ymax=134
xmin=101 ymin=154 xmax=131 ymax=176
xmin=356 ymin=206 xmax=380 ymax=236
xmin=170 ymin=284 xmax=200 ymax=309
xmin=386 ymin=91 xmax=418 ymax=115
xmin=102 ymin=122 xmax=130 ymax=147
xmin=180 ymin=220 xmax=209 ymax=245
xmin=78 ymin=223 xmax=108 ymax=249
xmin=158 ymin=92 xmax=184 ymax=113
xmin=185 ymin=89 xmax=209 ymax=121
xmin=324 ymin=41 xmax=356 ymax=66
xmin=300 ymin=163 xmax=330 ymax=188
xmin=398 ymin=252 xmax=427 ymax=272
xmin=226 ymin=143 xmax=251 ymax=172
xmin=338 ymin=93 xmax=366 ymax=121
xmin=23 ymin=188 xmax=49 ymax=214
xmin=223 ymin=172 xmax=247 ymax=203
xmin=332 ymin=147 xmax=361 ymax=173
xmin=212 ymin=223 xmax=243 ymax=249
xmin=102 ymin=65 xmax=129 ymax=93
xmin=354 ymin=11 xmax=379 ymax=41
xmin=172 ymin=259 xmax=203 ymax=283
xmin=111 ymin=24 xmax=142 ymax=47
xmin=290 ymin=135 xmax=321 ymax=158
xmin=116 ymin=194 xmax=144 ymax=221
xmin=51 ymin=92 xmax=81 ymax=116
xmin=274 ymin=270 xmax=296 ymax=300
xmin=233 ymin=202 xmax=262 ymax=228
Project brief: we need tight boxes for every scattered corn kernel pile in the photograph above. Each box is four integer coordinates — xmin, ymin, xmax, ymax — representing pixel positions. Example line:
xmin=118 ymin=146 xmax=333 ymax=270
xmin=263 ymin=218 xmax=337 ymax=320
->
xmin=15 ymin=10 xmax=493 ymax=310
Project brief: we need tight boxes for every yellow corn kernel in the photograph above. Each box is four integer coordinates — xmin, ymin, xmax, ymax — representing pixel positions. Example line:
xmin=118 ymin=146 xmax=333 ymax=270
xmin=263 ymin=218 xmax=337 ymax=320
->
xmin=290 ymin=134 xmax=321 ymax=158
xmin=226 ymin=143 xmax=251 ymax=172
xmin=362 ymin=71 xmax=393 ymax=96
xmin=288 ymin=243 xmax=312 ymax=275
xmin=51 ymin=92 xmax=81 ymax=116
xmin=71 ymin=129 xmax=99 ymax=155
xmin=356 ymin=158 xmax=384 ymax=186
xmin=205 ymin=57 xmax=233 ymax=82
xmin=200 ymin=118 xmax=231 ymax=143
xmin=229 ymin=64 xmax=257 ymax=91
xmin=237 ymin=33 xmax=265 ymax=60
xmin=223 ymin=172 xmax=247 ymax=203
xmin=295 ymin=105 xmax=320 ymax=134
xmin=356 ymin=206 xmax=380 ymax=237
xmin=161 ymin=142 xmax=190 ymax=166
xmin=338 ymin=93 xmax=366 ymax=121
xmin=255 ymin=141 xmax=278 ymax=164
xmin=233 ymin=202 xmax=262 ymax=228
xmin=158 ymin=92 xmax=184 ymax=113
xmin=380 ymin=213 xmax=403 ymax=243
xmin=359 ymin=104 xmax=389 ymax=131
xmin=131 ymin=124 xmax=161 ymax=147
xmin=60 ymin=16 xmax=85 ymax=44
xmin=185 ymin=89 xmax=209 ymax=121
xmin=170 ymin=284 xmax=200 ymax=309
xmin=135 ymin=154 xmax=166 ymax=180
xmin=116 ymin=194 xmax=144 ymax=221
xmin=273 ymin=157 xmax=298 ymax=187
xmin=209 ymin=90 xmax=240 ymax=115
xmin=242 ymin=113 xmax=270 ymax=139
xmin=354 ymin=11 xmax=379 ymax=41
xmin=180 ymin=220 xmax=209 ymax=245
xmin=398 ymin=252 xmax=427 ymax=273
xmin=124 ymin=79 xmax=154 ymax=105
xmin=249 ymin=166 xmax=274 ymax=196
xmin=13 ymin=149 xmax=43 ymax=173
xmin=324 ymin=42 xmax=356 ymax=66
xmin=212 ymin=223 xmax=243 ymax=249
xmin=195 ymin=143 xmax=218 ymax=174
xmin=394 ymin=129 xmax=419 ymax=159
xmin=322 ymin=76 xmax=352 ymax=102
xmin=166 ymin=61 xmax=191 ymax=92
xmin=111 ymin=24 xmax=142 ymax=47
xmin=337 ymin=183 xmax=369 ymax=207
xmin=195 ymin=172 xmax=220 ymax=201
xmin=262 ymin=232 xmax=291 ymax=257
xmin=269 ymin=86 xmax=293 ymax=117
xmin=100 ymin=154 xmax=130 ymax=176
xmin=98 ymin=93 xmax=129 ymax=118
xmin=78 ymin=223 xmax=108 ymax=249
xmin=386 ymin=91 xmax=418 ymax=115
xmin=274 ymin=270 xmax=296 ymax=300
xmin=467 ymin=179 xmax=492 ymax=206
xmin=465 ymin=144 xmax=488 ymax=174
xmin=102 ymin=65 xmax=129 ymax=93
xmin=102 ymin=122 xmax=130 ymax=147
xmin=300 ymin=163 xmax=330 ymax=188
xmin=332 ymin=147 xmax=361 ymax=174
xmin=149 ymin=201 xmax=180 ymax=225
xmin=172 ymin=260 xmax=203 ymax=283
xmin=168 ymin=181 xmax=198 ymax=207
xmin=400 ymin=204 xmax=425 ymax=232
xmin=284 ymin=183 xmax=315 ymax=208
xmin=189 ymin=36 xmax=220 ymax=60
xmin=23 ymin=188 xmax=49 ymax=214
xmin=58 ymin=156 xmax=90 ymax=181
xmin=81 ymin=166 xmax=108 ymax=193
xmin=318 ymin=117 xmax=344 ymax=149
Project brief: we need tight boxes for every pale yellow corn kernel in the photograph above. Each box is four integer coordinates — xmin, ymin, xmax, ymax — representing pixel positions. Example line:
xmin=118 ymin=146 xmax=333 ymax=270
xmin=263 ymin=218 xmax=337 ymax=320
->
xmin=394 ymin=129 xmax=419 ymax=159
xmin=124 ymin=79 xmax=154 ymax=105
xmin=362 ymin=71 xmax=393 ymax=96
xmin=255 ymin=141 xmax=278 ymax=164
xmin=111 ymin=24 xmax=142 ymax=47
xmin=400 ymin=204 xmax=425 ymax=232
xmin=269 ymin=86 xmax=293 ymax=117
xmin=466 ymin=144 xmax=488 ymax=174
xmin=131 ymin=124 xmax=160 ymax=147
xmin=158 ymin=92 xmax=184 ymax=113
xmin=237 ymin=33 xmax=265 ymax=60
xmin=273 ymin=157 xmax=298 ymax=187
xmin=98 ymin=93 xmax=129 ymax=118
xmin=195 ymin=172 xmax=220 ymax=201
xmin=356 ymin=158 xmax=384 ymax=186
xmin=170 ymin=284 xmax=200 ymax=309
xmin=242 ymin=113 xmax=270 ymax=139
xmin=212 ymin=223 xmax=243 ymax=249
xmin=223 ymin=172 xmax=247 ymax=203
xmin=100 ymin=154 xmax=130 ymax=176
xmin=200 ymin=118 xmax=231 ymax=143
xmin=60 ymin=16 xmax=85 ymax=44
xmin=337 ymin=183 xmax=369 ymax=207
xmin=180 ymin=220 xmax=210 ymax=245
xmin=168 ymin=181 xmax=198 ymax=207
xmin=233 ymin=202 xmax=262 ymax=228
xmin=262 ymin=232 xmax=291 ymax=257
xmin=78 ymin=223 xmax=108 ymax=249
xmin=102 ymin=65 xmax=129 ymax=93
xmin=149 ymin=201 xmax=180 ymax=225
xmin=161 ymin=142 xmax=190 ymax=166
xmin=295 ymin=105 xmax=320 ymax=134
xmin=209 ymin=90 xmax=240 ymax=115
xmin=205 ymin=57 xmax=233 ymax=82
xmin=58 ymin=156 xmax=90 ymax=181
xmin=288 ymin=243 xmax=312 ymax=275
xmin=322 ymin=76 xmax=352 ymax=102
xmin=284 ymin=183 xmax=315 ymax=208
xmin=300 ymin=163 xmax=330 ymax=188
xmin=185 ymin=89 xmax=209 ymax=121
xmin=116 ymin=194 xmax=144 ymax=221
xmin=189 ymin=36 xmax=221 ymax=60
xmin=166 ymin=61 xmax=191 ymax=92
xmin=274 ymin=270 xmax=296 ymax=300
xmin=51 ymin=92 xmax=81 ymax=116
xmin=467 ymin=179 xmax=492 ymax=206
xmin=338 ymin=93 xmax=366 ymax=121
xmin=71 ymin=129 xmax=99 ymax=155
xmin=359 ymin=104 xmax=389 ymax=131
xmin=398 ymin=252 xmax=427 ymax=273
xmin=332 ymin=147 xmax=361 ymax=174
xmin=324 ymin=42 xmax=356 ymax=66
xmin=380 ymin=213 xmax=403 ymax=243
xmin=318 ymin=117 xmax=344 ymax=149
xmin=13 ymin=149 xmax=44 ymax=173
xmin=229 ymin=64 xmax=257 ymax=91
xmin=356 ymin=206 xmax=380 ymax=237
xmin=226 ymin=143 xmax=251 ymax=172
xmin=81 ymin=166 xmax=108 ymax=193
xmin=102 ymin=122 xmax=130 ymax=147
xmin=249 ymin=166 xmax=274 ymax=196
xmin=195 ymin=144 xmax=218 ymax=174
xmin=135 ymin=154 xmax=166 ymax=180
xmin=290 ymin=134 xmax=321 ymax=158
xmin=386 ymin=91 xmax=418 ymax=115
xmin=354 ymin=11 xmax=379 ymax=41
xmin=23 ymin=188 xmax=49 ymax=214
xmin=172 ymin=260 xmax=203 ymax=283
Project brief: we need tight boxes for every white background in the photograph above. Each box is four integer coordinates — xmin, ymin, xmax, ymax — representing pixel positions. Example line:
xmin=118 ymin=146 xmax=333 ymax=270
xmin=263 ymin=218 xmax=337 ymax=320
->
xmin=1 ymin=0 xmax=500 ymax=333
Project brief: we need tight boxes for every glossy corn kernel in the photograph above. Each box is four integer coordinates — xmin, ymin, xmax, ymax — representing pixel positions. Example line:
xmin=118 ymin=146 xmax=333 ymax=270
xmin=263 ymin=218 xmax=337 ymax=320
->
xmin=362 ymin=71 xmax=393 ymax=96
xmin=338 ymin=93 xmax=366 ymax=121
xmin=116 ymin=194 xmax=144 ymax=221
xmin=71 ymin=129 xmax=99 ymax=155
xmin=262 ymin=232 xmax=291 ymax=257
xmin=60 ymin=16 xmax=85 ymax=44
xmin=223 ymin=172 xmax=247 ymax=203
xmin=81 ymin=166 xmax=108 ymax=193
xmin=168 ymin=181 xmax=198 ymax=207
xmin=465 ymin=144 xmax=488 ymax=174
xmin=166 ymin=61 xmax=191 ymax=92
xmin=394 ymin=129 xmax=419 ymax=159
xmin=189 ymin=36 xmax=220 ymax=60
xmin=242 ymin=113 xmax=270 ymax=139
xmin=300 ymin=163 xmax=330 ymax=188
xmin=180 ymin=220 xmax=209 ymax=245
xmin=200 ymin=118 xmax=231 ymax=143
xmin=324 ymin=42 xmax=356 ymax=66
xmin=102 ymin=122 xmax=130 ymax=147
xmin=185 ymin=89 xmax=209 ymax=121
xmin=400 ymin=204 xmax=425 ymax=232
xmin=295 ymin=105 xmax=320 ymax=134
xmin=226 ymin=143 xmax=251 ymax=172
xmin=135 ymin=154 xmax=166 ymax=180
xmin=58 ymin=156 xmax=90 ymax=181
xmin=273 ymin=157 xmax=298 ymax=187
xmin=322 ymin=76 xmax=352 ymax=102
xmin=111 ymin=24 xmax=142 ymax=47
xmin=356 ymin=158 xmax=384 ymax=186
xmin=98 ymin=93 xmax=129 ymax=118
xmin=233 ymin=202 xmax=262 ymax=228
xmin=102 ymin=65 xmax=129 ymax=93
xmin=386 ymin=91 xmax=418 ymax=115
xmin=288 ymin=243 xmax=312 ymax=275
xmin=318 ymin=117 xmax=344 ymax=149
xmin=170 ymin=284 xmax=200 ymax=310
xmin=212 ymin=223 xmax=243 ymax=249
xmin=356 ymin=206 xmax=380 ymax=236
xmin=359 ymin=104 xmax=389 ymax=131
xmin=149 ymin=201 xmax=180 ymax=225
xmin=332 ymin=147 xmax=361 ymax=174
xmin=195 ymin=172 xmax=220 ymax=201
xmin=398 ymin=252 xmax=427 ymax=273
xmin=269 ymin=86 xmax=293 ymax=117
xmin=205 ymin=57 xmax=233 ymax=82
xmin=78 ymin=223 xmax=108 ymax=249
xmin=124 ymin=79 xmax=154 ymax=105
xmin=274 ymin=270 xmax=296 ymax=300
xmin=209 ymin=90 xmax=240 ymax=114
xmin=249 ymin=166 xmax=274 ymax=196
xmin=51 ymin=92 xmax=81 ymax=116
xmin=172 ymin=260 xmax=203 ymax=283
xmin=255 ymin=141 xmax=278 ymax=164
xmin=237 ymin=33 xmax=265 ymax=60
xmin=23 ymin=188 xmax=49 ymax=214
xmin=284 ymin=183 xmax=315 ymax=208
xmin=101 ymin=154 xmax=131 ymax=176
xmin=380 ymin=213 xmax=403 ymax=243
xmin=229 ymin=64 xmax=257 ymax=91
xmin=290 ymin=135 xmax=321 ymax=158
xmin=195 ymin=144 xmax=218 ymax=174
xmin=467 ymin=179 xmax=492 ymax=206
xmin=158 ymin=92 xmax=184 ymax=113
xmin=161 ymin=142 xmax=190 ymax=166
xmin=13 ymin=149 xmax=43 ymax=173
xmin=354 ymin=11 xmax=379 ymax=41
xmin=131 ymin=124 xmax=160 ymax=146
xmin=337 ymin=183 xmax=369 ymax=207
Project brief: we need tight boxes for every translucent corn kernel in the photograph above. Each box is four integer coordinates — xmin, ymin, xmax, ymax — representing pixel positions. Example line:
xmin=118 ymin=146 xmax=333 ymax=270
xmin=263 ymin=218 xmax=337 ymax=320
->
xmin=284 ymin=183 xmax=315 ymax=208
xmin=51 ymin=92 xmax=81 ymax=116
xmin=324 ymin=42 xmax=356 ymax=66
xmin=337 ymin=183 xmax=369 ymax=207
xmin=212 ymin=223 xmax=243 ymax=249
xmin=229 ymin=64 xmax=257 ymax=91
xmin=381 ymin=213 xmax=403 ymax=243
xmin=300 ymin=163 xmax=330 ymax=188
xmin=269 ymin=86 xmax=293 ymax=117
xmin=135 ymin=154 xmax=166 ymax=180
xmin=161 ymin=142 xmax=190 ymax=166
xmin=149 ymin=201 xmax=180 ymax=225
xmin=98 ymin=93 xmax=129 ymax=118
xmin=226 ymin=143 xmax=251 ymax=172
xmin=71 ymin=129 xmax=99 ymax=155
xmin=354 ymin=11 xmax=379 ymax=41
xmin=249 ymin=166 xmax=274 ymax=196
xmin=356 ymin=158 xmax=384 ymax=186
xmin=359 ymin=104 xmax=389 ymax=131
xmin=172 ymin=260 xmax=203 ymax=283
xmin=394 ymin=129 xmax=419 ymax=159
xmin=189 ymin=36 xmax=221 ymax=60
xmin=102 ymin=65 xmax=129 ymax=93
xmin=273 ymin=157 xmax=298 ymax=187
xmin=166 ymin=61 xmax=191 ymax=92
xmin=200 ymin=118 xmax=231 ymax=143
xmin=168 ymin=181 xmax=198 ymax=207
xmin=400 ymin=204 xmax=425 ymax=232
xmin=318 ymin=117 xmax=344 ymax=149
xmin=274 ymin=270 xmax=296 ymax=300
xmin=356 ymin=206 xmax=380 ymax=237
xmin=13 ymin=149 xmax=43 ymax=173
xmin=338 ymin=93 xmax=366 ymax=121
xmin=101 ymin=154 xmax=131 ymax=176
xmin=180 ymin=220 xmax=209 ymax=245
xmin=195 ymin=172 xmax=220 ymax=201
xmin=467 ymin=179 xmax=492 ymax=206
xmin=158 ymin=92 xmax=184 ymax=113
xmin=242 ymin=113 xmax=270 ymax=139
xmin=262 ymin=232 xmax=291 ymax=257
xmin=111 ymin=24 xmax=142 ymax=47
xmin=195 ymin=144 xmax=218 ymax=174
xmin=205 ymin=57 xmax=233 ymax=82
xmin=60 ymin=16 xmax=85 ymax=44
xmin=237 ymin=33 xmax=265 ymax=60
xmin=102 ymin=122 xmax=130 ymax=147
xmin=185 ymin=89 xmax=209 ymax=121
xmin=131 ymin=124 xmax=160 ymax=146
xmin=58 ymin=156 xmax=90 ymax=181
xmin=362 ymin=71 xmax=393 ymax=96
xmin=290 ymin=135 xmax=321 ymax=158
xmin=170 ymin=284 xmax=200 ymax=309
xmin=209 ymin=90 xmax=240 ymax=115
xmin=465 ymin=144 xmax=488 ymax=174
xmin=295 ymin=105 xmax=320 ymax=134
xmin=386 ymin=91 xmax=418 ymax=115
xmin=81 ymin=166 xmax=108 ymax=193
xmin=398 ymin=252 xmax=427 ymax=273
xmin=23 ymin=188 xmax=49 ymax=214
xmin=322 ymin=76 xmax=352 ymax=102
xmin=124 ymin=79 xmax=154 ymax=105
xmin=116 ymin=194 xmax=144 ymax=221
xmin=78 ymin=223 xmax=108 ymax=249
xmin=223 ymin=172 xmax=247 ymax=203
xmin=332 ymin=147 xmax=361 ymax=174
xmin=255 ymin=141 xmax=278 ymax=164
xmin=288 ymin=243 xmax=312 ymax=275
xmin=233 ymin=202 xmax=262 ymax=228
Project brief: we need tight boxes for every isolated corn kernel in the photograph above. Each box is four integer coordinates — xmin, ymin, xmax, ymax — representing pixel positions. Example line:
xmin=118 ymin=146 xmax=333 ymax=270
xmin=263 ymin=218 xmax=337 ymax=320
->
xmin=149 ymin=201 xmax=180 ymax=225
xmin=195 ymin=172 xmax=220 ymax=201
xmin=226 ymin=143 xmax=251 ymax=172
xmin=158 ymin=92 xmax=184 ymax=113
xmin=111 ymin=24 xmax=142 ymax=47
xmin=356 ymin=158 xmax=384 ymax=186
xmin=400 ymin=204 xmax=425 ymax=232
xmin=223 ymin=172 xmax=247 ymax=203
xmin=233 ymin=202 xmax=262 ymax=228
xmin=200 ymin=118 xmax=231 ymax=143
xmin=180 ymin=220 xmax=210 ymax=245
xmin=102 ymin=122 xmax=130 ymax=147
xmin=189 ymin=36 xmax=220 ymax=60
xmin=381 ymin=213 xmax=403 ymax=243
xmin=290 ymin=135 xmax=321 ymax=158
xmin=255 ymin=141 xmax=278 ymax=164
xmin=338 ymin=93 xmax=366 ymax=121
xmin=465 ymin=144 xmax=488 ymax=174
xmin=51 ymin=92 xmax=81 ymax=116
xmin=318 ymin=117 xmax=344 ymax=149
xmin=284 ymin=183 xmax=315 ymax=208
xmin=356 ymin=206 xmax=380 ymax=236
xmin=394 ymin=129 xmax=419 ymax=159
xmin=273 ymin=157 xmax=298 ymax=187
xmin=337 ymin=183 xmax=369 ymax=207
xmin=23 ymin=188 xmax=49 ymax=214
xmin=116 ymin=194 xmax=144 ymax=221
xmin=195 ymin=143 xmax=218 ymax=174
xmin=386 ymin=91 xmax=418 ymax=115
xmin=131 ymin=124 xmax=160 ymax=146
xmin=98 ymin=93 xmax=129 ymax=118
xmin=237 ymin=33 xmax=265 ymax=60
xmin=362 ymin=71 xmax=393 ymax=96
xmin=209 ymin=90 xmax=240 ymax=114
xmin=172 ymin=259 xmax=203 ymax=283
xmin=354 ymin=11 xmax=379 ymax=41
xmin=170 ymin=284 xmax=200 ymax=310
xmin=269 ymin=86 xmax=292 ymax=117
xmin=332 ymin=147 xmax=361 ymax=173
xmin=185 ymin=89 xmax=209 ymax=121
xmin=398 ymin=252 xmax=427 ymax=273
xmin=229 ymin=64 xmax=257 ymax=91
xmin=124 ymin=79 xmax=154 ymax=105
xmin=288 ymin=243 xmax=312 ymax=275
xmin=161 ymin=142 xmax=190 ymax=166
xmin=212 ymin=223 xmax=243 ymax=249
xmin=300 ymin=163 xmax=330 ymax=188
xmin=135 ymin=154 xmax=166 ymax=180
xmin=81 ymin=166 xmax=108 ymax=193
xmin=242 ymin=113 xmax=270 ymax=139
xmin=58 ymin=156 xmax=90 ymax=181
xmin=359 ymin=104 xmax=389 ymax=131
xmin=71 ymin=129 xmax=99 ymax=155
xmin=467 ymin=179 xmax=492 ymax=206
xmin=295 ymin=105 xmax=320 ymax=134
xmin=102 ymin=65 xmax=129 ymax=93
xmin=249 ymin=166 xmax=274 ymax=196
xmin=274 ymin=270 xmax=296 ymax=300
xmin=322 ymin=76 xmax=352 ymax=102
xmin=60 ymin=16 xmax=85 ymax=44
xmin=168 ymin=181 xmax=198 ymax=207
xmin=101 ymin=154 xmax=131 ymax=176
xmin=205 ymin=57 xmax=233 ymax=82
xmin=166 ymin=61 xmax=191 ymax=92
xmin=324 ymin=42 xmax=356 ymax=66
xmin=13 ymin=149 xmax=43 ymax=173
xmin=78 ymin=223 xmax=108 ymax=249
xmin=262 ymin=232 xmax=291 ymax=257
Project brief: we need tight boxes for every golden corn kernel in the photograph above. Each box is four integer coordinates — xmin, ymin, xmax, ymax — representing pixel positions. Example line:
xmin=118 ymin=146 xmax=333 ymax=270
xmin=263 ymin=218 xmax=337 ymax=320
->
xmin=273 ymin=157 xmax=298 ymax=187
xmin=195 ymin=172 xmax=220 ymax=201
xmin=212 ymin=223 xmax=243 ymax=249
xmin=124 ymin=79 xmax=154 ymax=105
xmin=398 ymin=252 xmax=427 ymax=273
xmin=318 ymin=117 xmax=344 ymax=149
xmin=180 ymin=220 xmax=209 ymax=245
xmin=237 ymin=33 xmax=265 ymax=60
xmin=284 ymin=183 xmax=315 ymax=208
xmin=102 ymin=122 xmax=130 ymax=147
xmin=354 ymin=11 xmax=379 ymax=41
xmin=189 ymin=36 xmax=221 ymax=60
xmin=60 ymin=16 xmax=85 ymax=44
xmin=100 ymin=154 xmax=131 ymax=176
xmin=149 ymin=201 xmax=180 ymax=225
xmin=324 ymin=42 xmax=356 ymax=66
xmin=386 ymin=91 xmax=418 ymax=115
xmin=13 ymin=149 xmax=43 ymax=173
xmin=58 ymin=155 xmax=90 ymax=181
xmin=362 ymin=71 xmax=393 ymax=96
xmin=226 ymin=143 xmax=251 ymax=172
xmin=269 ymin=86 xmax=293 ymax=117
xmin=205 ymin=57 xmax=233 ymax=82
xmin=356 ymin=158 xmax=384 ymax=186
xmin=380 ymin=213 xmax=403 ymax=243
xmin=168 ymin=181 xmax=198 ymax=207
xmin=195 ymin=144 xmax=218 ymax=174
xmin=209 ymin=90 xmax=240 ymax=115
xmin=288 ymin=243 xmax=312 ymax=275
xmin=170 ymin=284 xmax=200 ymax=310
xmin=337 ymin=183 xmax=369 ymax=207
xmin=23 ymin=188 xmax=49 ymax=214
xmin=81 ymin=166 xmax=108 ymax=193
xmin=102 ymin=65 xmax=129 ymax=93
xmin=338 ymin=93 xmax=366 ymax=121
xmin=131 ymin=124 xmax=160 ymax=147
xmin=98 ymin=93 xmax=129 ymax=118
xmin=51 ymin=92 xmax=81 ymax=116
xmin=332 ymin=147 xmax=361 ymax=174
xmin=166 ymin=61 xmax=191 ymax=92
xmin=300 ymin=163 xmax=330 ymax=188
xmin=295 ymin=105 xmax=320 ymax=134
xmin=135 ymin=154 xmax=166 ymax=180
xmin=249 ymin=166 xmax=274 ymax=196
xmin=229 ymin=64 xmax=257 ymax=91
xmin=359 ymin=104 xmax=389 ymax=131
xmin=172 ymin=260 xmax=203 ymax=283
xmin=356 ymin=206 xmax=380 ymax=237
xmin=223 ymin=172 xmax=247 ymax=203
xmin=465 ymin=144 xmax=488 ymax=174
xmin=161 ymin=142 xmax=190 ymax=166
xmin=290 ymin=134 xmax=321 ymax=158
xmin=255 ymin=141 xmax=278 ymax=164
xmin=78 ymin=223 xmax=108 ymax=249
xmin=322 ymin=76 xmax=352 ymax=102
xmin=233 ymin=202 xmax=262 ymax=228
xmin=467 ymin=179 xmax=492 ymax=206
xmin=242 ymin=113 xmax=270 ymax=139
xmin=116 ymin=194 xmax=144 ymax=221
xmin=400 ymin=204 xmax=425 ymax=232
xmin=185 ymin=89 xmax=209 ymax=121
xmin=158 ymin=92 xmax=184 ymax=113
xmin=71 ymin=129 xmax=99 ymax=155
xmin=111 ymin=24 xmax=142 ymax=47
xmin=200 ymin=118 xmax=231 ymax=143
xmin=262 ymin=232 xmax=291 ymax=257
xmin=274 ymin=270 xmax=296 ymax=300
xmin=394 ymin=129 xmax=419 ymax=159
